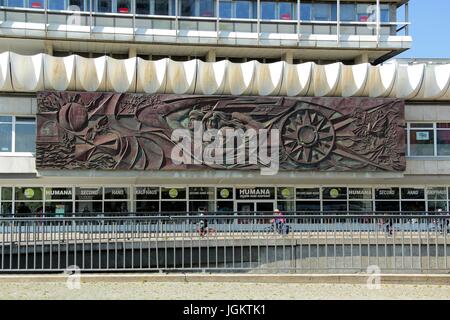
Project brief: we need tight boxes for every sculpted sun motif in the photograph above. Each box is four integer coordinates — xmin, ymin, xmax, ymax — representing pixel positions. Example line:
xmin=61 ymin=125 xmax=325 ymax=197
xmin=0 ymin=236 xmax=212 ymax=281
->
xmin=281 ymin=108 xmax=335 ymax=164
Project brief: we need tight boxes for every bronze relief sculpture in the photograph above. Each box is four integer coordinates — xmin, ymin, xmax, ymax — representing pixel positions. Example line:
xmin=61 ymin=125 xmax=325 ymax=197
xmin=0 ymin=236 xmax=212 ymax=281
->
xmin=36 ymin=92 xmax=406 ymax=172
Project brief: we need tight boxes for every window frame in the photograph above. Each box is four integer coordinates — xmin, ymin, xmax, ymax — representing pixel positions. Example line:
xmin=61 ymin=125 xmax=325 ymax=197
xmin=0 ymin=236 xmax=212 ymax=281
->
xmin=0 ymin=116 xmax=35 ymax=156
xmin=406 ymin=122 xmax=450 ymax=158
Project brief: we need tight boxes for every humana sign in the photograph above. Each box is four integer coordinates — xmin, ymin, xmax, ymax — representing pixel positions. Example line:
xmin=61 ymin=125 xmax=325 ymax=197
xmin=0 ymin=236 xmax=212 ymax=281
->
xmin=171 ymin=121 xmax=280 ymax=176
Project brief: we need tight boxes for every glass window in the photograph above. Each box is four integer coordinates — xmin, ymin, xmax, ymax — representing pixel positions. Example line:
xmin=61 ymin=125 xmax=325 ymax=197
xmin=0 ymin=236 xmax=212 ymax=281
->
xmin=180 ymin=0 xmax=195 ymax=16
xmin=189 ymin=187 xmax=214 ymax=200
xmin=357 ymin=4 xmax=369 ymax=22
xmin=348 ymin=188 xmax=372 ymax=200
xmin=8 ymin=0 xmax=25 ymax=8
xmin=261 ymin=1 xmax=276 ymax=20
xmin=219 ymin=0 xmax=232 ymax=18
xmin=401 ymin=201 xmax=426 ymax=212
xmin=48 ymin=0 xmax=66 ymax=10
xmin=136 ymin=201 xmax=159 ymax=213
xmin=279 ymin=2 xmax=292 ymax=20
xmin=161 ymin=187 xmax=186 ymax=200
xmin=296 ymin=201 xmax=320 ymax=212
xmin=75 ymin=187 xmax=103 ymax=201
xmin=45 ymin=187 xmax=73 ymax=200
xmin=340 ymin=3 xmax=355 ymax=21
xmin=45 ymin=202 xmax=73 ymax=216
xmin=161 ymin=201 xmax=187 ymax=213
xmin=217 ymin=188 xmax=233 ymax=200
xmin=200 ymin=0 xmax=214 ymax=17
xmin=15 ymin=118 xmax=36 ymax=153
xmin=76 ymin=202 xmax=102 ymax=214
xmin=96 ymin=0 xmax=112 ymax=12
xmin=15 ymin=202 xmax=43 ymax=215
xmin=427 ymin=187 xmax=447 ymax=200
xmin=117 ymin=0 xmax=130 ymax=13
xmin=375 ymin=201 xmax=399 ymax=212
xmin=135 ymin=187 xmax=159 ymax=200
xmin=296 ymin=188 xmax=320 ymax=200
xmin=300 ymin=3 xmax=311 ymax=21
xmin=410 ymin=128 xmax=434 ymax=156
xmin=235 ymin=1 xmax=251 ymax=19
xmin=69 ymin=0 xmax=85 ymax=11
xmin=104 ymin=201 xmax=129 ymax=213
xmin=375 ymin=188 xmax=399 ymax=200
xmin=154 ymin=0 xmax=170 ymax=15
xmin=28 ymin=0 xmax=43 ymax=8
xmin=322 ymin=187 xmax=347 ymax=200
xmin=15 ymin=187 xmax=43 ymax=201
xmin=429 ymin=201 xmax=447 ymax=212
xmin=314 ymin=3 xmax=330 ymax=21
xmin=1 ymin=203 xmax=12 ymax=216
xmin=104 ymin=187 xmax=129 ymax=200
xmin=0 ymin=122 xmax=12 ymax=152
xmin=349 ymin=201 xmax=373 ymax=212
xmin=322 ymin=201 xmax=347 ymax=212
xmin=331 ymin=3 xmax=337 ymax=21
xmin=401 ymin=188 xmax=425 ymax=200
xmin=136 ymin=0 xmax=150 ymax=14
xmin=437 ymin=129 xmax=450 ymax=156
xmin=1 ymin=187 xmax=13 ymax=201
xmin=380 ymin=4 xmax=390 ymax=22
xmin=277 ymin=187 xmax=294 ymax=200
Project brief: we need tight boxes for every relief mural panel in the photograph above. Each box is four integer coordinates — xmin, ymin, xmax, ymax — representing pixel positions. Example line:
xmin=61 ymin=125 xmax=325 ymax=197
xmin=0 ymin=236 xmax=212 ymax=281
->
xmin=36 ymin=92 xmax=406 ymax=172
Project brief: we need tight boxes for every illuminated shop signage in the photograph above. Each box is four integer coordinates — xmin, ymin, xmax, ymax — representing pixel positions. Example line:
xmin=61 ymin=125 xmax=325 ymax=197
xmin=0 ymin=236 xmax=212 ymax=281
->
xmin=236 ymin=187 xmax=275 ymax=200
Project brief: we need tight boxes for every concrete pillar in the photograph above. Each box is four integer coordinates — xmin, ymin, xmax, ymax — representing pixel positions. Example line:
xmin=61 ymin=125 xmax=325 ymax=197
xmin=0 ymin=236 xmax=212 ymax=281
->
xmin=128 ymin=47 xmax=137 ymax=58
xmin=44 ymin=43 xmax=53 ymax=55
xmin=282 ymin=52 xmax=294 ymax=64
xmin=205 ymin=50 xmax=216 ymax=62
xmin=354 ymin=53 xmax=369 ymax=64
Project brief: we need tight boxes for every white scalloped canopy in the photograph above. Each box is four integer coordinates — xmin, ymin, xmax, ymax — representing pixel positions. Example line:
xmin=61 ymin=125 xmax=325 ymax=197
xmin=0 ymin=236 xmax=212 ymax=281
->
xmin=1 ymin=52 xmax=449 ymax=101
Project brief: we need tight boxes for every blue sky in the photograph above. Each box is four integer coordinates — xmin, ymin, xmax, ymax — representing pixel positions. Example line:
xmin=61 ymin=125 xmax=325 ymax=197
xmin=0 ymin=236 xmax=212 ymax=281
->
xmin=399 ymin=0 xmax=450 ymax=58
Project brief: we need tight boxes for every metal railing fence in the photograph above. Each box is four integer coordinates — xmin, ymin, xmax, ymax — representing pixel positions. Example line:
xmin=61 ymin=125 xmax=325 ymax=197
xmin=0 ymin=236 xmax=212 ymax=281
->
xmin=0 ymin=213 xmax=449 ymax=273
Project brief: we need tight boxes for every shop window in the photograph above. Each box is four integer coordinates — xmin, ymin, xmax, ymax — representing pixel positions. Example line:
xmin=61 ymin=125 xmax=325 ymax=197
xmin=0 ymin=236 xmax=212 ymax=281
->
xmin=217 ymin=187 xmax=233 ymax=201
xmin=375 ymin=187 xmax=400 ymax=200
xmin=356 ymin=3 xmax=370 ymax=22
xmin=322 ymin=187 xmax=347 ymax=200
xmin=76 ymin=201 xmax=102 ymax=214
xmin=0 ymin=116 xmax=35 ymax=154
xmin=161 ymin=187 xmax=186 ymax=200
xmin=322 ymin=201 xmax=347 ymax=212
xmin=161 ymin=201 xmax=187 ymax=213
xmin=45 ymin=202 xmax=73 ymax=216
xmin=75 ymin=187 xmax=103 ymax=214
xmin=136 ymin=201 xmax=159 ymax=213
xmin=296 ymin=201 xmax=320 ymax=213
xmin=409 ymin=123 xmax=434 ymax=156
xmin=437 ymin=124 xmax=450 ymax=156
xmin=428 ymin=201 xmax=448 ymax=212
xmin=277 ymin=187 xmax=294 ymax=200
xmin=15 ymin=202 xmax=43 ymax=215
xmin=296 ymin=188 xmax=320 ymax=200
xmin=15 ymin=187 xmax=43 ymax=201
xmin=1 ymin=202 xmax=12 ymax=216
xmin=349 ymin=188 xmax=372 ymax=200
xmin=349 ymin=201 xmax=372 ymax=212
xmin=401 ymin=201 xmax=426 ymax=213
xmin=104 ymin=187 xmax=130 ymax=213
xmin=375 ymin=201 xmax=400 ymax=212
xmin=401 ymin=188 xmax=425 ymax=200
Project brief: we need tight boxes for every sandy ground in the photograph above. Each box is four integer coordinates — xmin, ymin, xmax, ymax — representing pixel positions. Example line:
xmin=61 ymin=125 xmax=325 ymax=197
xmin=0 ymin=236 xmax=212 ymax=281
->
xmin=0 ymin=281 xmax=450 ymax=300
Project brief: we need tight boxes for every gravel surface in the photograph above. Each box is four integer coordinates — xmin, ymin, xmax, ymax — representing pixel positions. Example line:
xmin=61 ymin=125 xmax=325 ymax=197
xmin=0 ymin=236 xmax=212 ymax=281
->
xmin=0 ymin=281 xmax=449 ymax=300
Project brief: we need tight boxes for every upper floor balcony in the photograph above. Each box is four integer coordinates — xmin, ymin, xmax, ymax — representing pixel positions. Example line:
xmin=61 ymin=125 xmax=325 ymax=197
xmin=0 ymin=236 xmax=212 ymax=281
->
xmin=0 ymin=0 xmax=411 ymax=63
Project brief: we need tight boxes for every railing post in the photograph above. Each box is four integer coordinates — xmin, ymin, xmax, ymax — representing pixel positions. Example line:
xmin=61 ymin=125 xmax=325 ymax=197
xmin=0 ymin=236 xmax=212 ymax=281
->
xmin=376 ymin=0 xmax=380 ymax=45
xmin=297 ymin=0 xmax=300 ymax=46
xmin=405 ymin=1 xmax=409 ymax=36
xmin=257 ymin=0 xmax=260 ymax=45
xmin=216 ymin=0 xmax=219 ymax=43
xmin=336 ymin=0 xmax=340 ymax=45
xmin=175 ymin=0 xmax=179 ymax=40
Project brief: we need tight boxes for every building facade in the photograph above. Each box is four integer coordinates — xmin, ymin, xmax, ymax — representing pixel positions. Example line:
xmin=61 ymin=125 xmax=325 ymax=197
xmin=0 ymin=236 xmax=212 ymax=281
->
xmin=2 ymin=0 xmax=450 ymax=216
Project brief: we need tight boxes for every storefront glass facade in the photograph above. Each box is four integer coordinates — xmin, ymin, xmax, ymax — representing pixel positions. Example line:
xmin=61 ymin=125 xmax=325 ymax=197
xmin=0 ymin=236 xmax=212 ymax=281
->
xmin=0 ymin=185 xmax=448 ymax=216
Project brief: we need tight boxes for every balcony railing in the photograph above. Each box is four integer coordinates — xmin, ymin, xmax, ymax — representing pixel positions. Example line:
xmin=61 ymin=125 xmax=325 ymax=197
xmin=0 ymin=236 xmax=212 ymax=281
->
xmin=0 ymin=6 xmax=411 ymax=47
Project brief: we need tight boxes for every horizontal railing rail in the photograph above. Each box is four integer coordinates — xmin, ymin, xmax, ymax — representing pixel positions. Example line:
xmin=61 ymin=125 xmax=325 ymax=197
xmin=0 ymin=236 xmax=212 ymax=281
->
xmin=0 ymin=213 xmax=449 ymax=273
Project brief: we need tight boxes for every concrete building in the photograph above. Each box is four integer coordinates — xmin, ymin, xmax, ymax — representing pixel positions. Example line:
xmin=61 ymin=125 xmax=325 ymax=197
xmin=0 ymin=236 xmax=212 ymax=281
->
xmin=1 ymin=0 xmax=450 ymax=216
